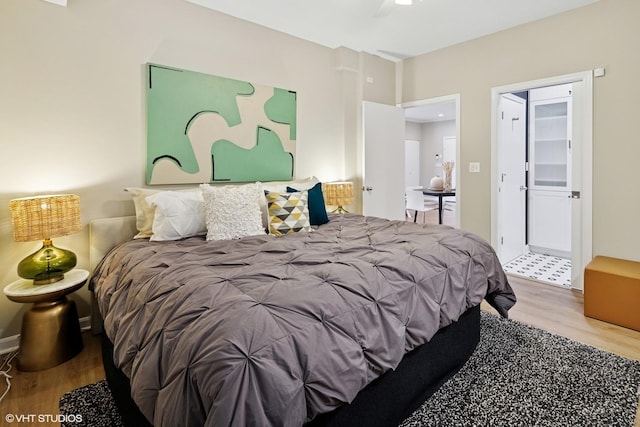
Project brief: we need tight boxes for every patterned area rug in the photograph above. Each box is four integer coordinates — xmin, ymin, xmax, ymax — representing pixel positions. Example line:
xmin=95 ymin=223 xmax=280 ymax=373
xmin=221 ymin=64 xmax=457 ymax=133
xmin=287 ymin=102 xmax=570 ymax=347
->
xmin=60 ymin=312 xmax=640 ymax=426
xmin=59 ymin=380 xmax=123 ymax=427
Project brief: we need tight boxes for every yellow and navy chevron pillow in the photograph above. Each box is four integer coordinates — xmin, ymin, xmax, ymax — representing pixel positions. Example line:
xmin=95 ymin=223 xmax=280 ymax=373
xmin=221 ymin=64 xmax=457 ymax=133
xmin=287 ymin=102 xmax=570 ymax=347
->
xmin=265 ymin=190 xmax=312 ymax=236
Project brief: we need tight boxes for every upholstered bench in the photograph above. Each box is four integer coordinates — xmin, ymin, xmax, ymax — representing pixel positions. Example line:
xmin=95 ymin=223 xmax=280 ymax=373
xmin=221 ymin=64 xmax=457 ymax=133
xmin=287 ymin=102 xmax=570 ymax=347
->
xmin=584 ymin=256 xmax=640 ymax=331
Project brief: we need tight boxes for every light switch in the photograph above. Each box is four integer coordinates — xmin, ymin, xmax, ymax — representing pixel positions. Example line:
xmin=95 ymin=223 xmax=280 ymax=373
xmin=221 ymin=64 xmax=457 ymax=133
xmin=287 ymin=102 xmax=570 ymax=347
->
xmin=469 ymin=162 xmax=480 ymax=173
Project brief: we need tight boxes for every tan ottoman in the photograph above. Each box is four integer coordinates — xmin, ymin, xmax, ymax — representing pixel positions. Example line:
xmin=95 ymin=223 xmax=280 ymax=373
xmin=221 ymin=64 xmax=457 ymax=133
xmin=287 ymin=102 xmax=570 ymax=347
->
xmin=584 ymin=256 xmax=640 ymax=331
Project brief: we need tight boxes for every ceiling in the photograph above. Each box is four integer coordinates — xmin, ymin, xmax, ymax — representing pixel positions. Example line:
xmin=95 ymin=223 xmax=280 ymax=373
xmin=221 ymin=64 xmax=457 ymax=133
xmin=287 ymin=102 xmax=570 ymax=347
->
xmin=405 ymin=101 xmax=456 ymax=123
xmin=184 ymin=0 xmax=598 ymax=60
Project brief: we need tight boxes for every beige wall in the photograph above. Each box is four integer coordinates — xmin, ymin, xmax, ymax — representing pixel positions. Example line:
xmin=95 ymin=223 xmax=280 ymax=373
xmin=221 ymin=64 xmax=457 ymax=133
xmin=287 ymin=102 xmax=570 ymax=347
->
xmin=2 ymin=0 xmax=636 ymax=340
xmin=0 ymin=0 xmax=353 ymax=338
xmin=401 ymin=0 xmax=640 ymax=261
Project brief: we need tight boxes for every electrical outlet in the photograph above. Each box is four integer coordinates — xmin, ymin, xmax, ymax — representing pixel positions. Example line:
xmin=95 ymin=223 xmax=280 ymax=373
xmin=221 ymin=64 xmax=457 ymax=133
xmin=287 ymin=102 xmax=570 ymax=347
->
xmin=469 ymin=162 xmax=480 ymax=173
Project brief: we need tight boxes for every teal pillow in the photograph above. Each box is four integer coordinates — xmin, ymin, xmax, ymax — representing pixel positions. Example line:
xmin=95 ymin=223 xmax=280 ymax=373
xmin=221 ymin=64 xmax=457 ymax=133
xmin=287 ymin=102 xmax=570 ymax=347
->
xmin=288 ymin=182 xmax=329 ymax=225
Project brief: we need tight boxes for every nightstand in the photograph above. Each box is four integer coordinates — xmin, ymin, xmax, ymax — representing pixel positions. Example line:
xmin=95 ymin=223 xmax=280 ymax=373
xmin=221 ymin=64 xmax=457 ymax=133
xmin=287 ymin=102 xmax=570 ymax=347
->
xmin=3 ymin=269 xmax=89 ymax=371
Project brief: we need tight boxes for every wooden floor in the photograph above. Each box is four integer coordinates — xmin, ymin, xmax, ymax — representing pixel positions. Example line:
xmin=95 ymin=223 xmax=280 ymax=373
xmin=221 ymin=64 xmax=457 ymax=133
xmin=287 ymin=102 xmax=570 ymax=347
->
xmin=0 ymin=333 xmax=105 ymax=426
xmin=1 ymin=276 xmax=639 ymax=426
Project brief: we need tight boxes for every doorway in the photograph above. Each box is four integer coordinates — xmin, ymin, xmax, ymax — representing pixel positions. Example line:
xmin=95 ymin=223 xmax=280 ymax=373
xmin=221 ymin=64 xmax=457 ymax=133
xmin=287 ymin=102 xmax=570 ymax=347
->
xmin=402 ymin=94 xmax=460 ymax=227
xmin=491 ymin=71 xmax=593 ymax=290
xmin=361 ymin=96 xmax=460 ymax=225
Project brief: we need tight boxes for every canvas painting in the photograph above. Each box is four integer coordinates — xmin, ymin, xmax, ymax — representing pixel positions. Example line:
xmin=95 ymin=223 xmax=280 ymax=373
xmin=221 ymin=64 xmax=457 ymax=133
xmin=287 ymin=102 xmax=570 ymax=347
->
xmin=146 ymin=64 xmax=297 ymax=184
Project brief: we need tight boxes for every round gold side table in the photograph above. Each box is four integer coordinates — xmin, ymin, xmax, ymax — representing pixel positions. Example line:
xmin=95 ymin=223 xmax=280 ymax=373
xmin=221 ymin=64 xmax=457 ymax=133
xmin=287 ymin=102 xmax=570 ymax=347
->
xmin=3 ymin=269 xmax=89 ymax=371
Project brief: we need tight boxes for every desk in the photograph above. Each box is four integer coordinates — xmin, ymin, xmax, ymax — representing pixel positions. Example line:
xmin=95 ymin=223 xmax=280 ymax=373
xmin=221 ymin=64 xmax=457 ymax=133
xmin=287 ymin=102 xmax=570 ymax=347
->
xmin=422 ymin=188 xmax=456 ymax=224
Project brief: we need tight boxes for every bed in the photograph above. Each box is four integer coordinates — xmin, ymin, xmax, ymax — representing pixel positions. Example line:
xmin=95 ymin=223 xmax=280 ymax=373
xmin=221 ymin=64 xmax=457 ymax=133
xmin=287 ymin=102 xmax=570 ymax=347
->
xmin=89 ymin=187 xmax=515 ymax=427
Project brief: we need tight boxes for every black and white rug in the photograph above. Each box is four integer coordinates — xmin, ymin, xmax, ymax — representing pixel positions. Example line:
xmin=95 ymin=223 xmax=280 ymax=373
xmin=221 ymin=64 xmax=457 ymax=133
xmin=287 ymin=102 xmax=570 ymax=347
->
xmin=503 ymin=252 xmax=572 ymax=288
xmin=60 ymin=312 xmax=640 ymax=426
xmin=59 ymin=380 xmax=124 ymax=427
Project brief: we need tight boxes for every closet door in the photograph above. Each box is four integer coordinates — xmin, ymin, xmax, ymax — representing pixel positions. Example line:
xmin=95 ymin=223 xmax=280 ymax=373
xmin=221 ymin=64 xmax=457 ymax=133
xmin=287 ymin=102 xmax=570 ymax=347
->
xmin=528 ymin=84 xmax=572 ymax=258
xmin=528 ymin=190 xmax=571 ymax=256
xmin=529 ymin=95 xmax=572 ymax=190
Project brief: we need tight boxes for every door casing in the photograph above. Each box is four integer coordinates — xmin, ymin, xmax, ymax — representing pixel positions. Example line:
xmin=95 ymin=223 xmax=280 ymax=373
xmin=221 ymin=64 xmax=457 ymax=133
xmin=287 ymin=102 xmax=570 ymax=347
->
xmin=402 ymin=94 xmax=461 ymax=228
xmin=491 ymin=71 xmax=593 ymax=290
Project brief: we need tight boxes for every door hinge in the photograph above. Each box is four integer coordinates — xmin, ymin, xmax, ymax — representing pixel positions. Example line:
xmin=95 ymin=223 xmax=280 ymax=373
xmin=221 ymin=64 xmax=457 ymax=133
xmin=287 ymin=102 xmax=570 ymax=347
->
xmin=501 ymin=111 xmax=504 ymax=120
xmin=525 ymin=162 xmax=529 ymax=172
xmin=501 ymin=236 xmax=504 ymax=245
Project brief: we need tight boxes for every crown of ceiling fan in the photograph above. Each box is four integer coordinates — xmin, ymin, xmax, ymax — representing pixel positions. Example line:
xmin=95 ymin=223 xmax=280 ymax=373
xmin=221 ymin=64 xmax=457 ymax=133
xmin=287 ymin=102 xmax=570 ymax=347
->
xmin=395 ymin=0 xmax=413 ymax=4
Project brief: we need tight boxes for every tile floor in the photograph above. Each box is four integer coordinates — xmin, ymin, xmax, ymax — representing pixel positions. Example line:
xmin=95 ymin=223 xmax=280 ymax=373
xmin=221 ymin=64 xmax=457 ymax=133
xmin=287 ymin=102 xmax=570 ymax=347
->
xmin=503 ymin=251 xmax=572 ymax=288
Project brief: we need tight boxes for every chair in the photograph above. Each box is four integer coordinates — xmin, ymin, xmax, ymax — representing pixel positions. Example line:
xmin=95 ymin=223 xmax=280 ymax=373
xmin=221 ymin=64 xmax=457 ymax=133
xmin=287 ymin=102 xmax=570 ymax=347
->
xmin=443 ymin=197 xmax=456 ymax=212
xmin=405 ymin=188 xmax=437 ymax=223
xmin=409 ymin=186 xmax=439 ymax=211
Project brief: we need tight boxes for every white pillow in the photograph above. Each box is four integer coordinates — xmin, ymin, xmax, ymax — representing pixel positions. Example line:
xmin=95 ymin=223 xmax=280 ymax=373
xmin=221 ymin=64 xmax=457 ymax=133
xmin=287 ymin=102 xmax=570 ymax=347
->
xmin=125 ymin=187 xmax=200 ymax=238
xmin=145 ymin=191 xmax=206 ymax=241
xmin=200 ymin=183 xmax=266 ymax=241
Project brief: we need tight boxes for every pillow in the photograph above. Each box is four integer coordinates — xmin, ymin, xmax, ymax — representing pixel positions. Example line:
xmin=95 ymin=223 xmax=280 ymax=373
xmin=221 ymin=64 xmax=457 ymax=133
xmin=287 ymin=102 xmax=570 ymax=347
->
xmin=125 ymin=187 xmax=200 ymax=238
xmin=265 ymin=190 xmax=312 ymax=236
xmin=145 ymin=191 xmax=206 ymax=241
xmin=287 ymin=181 xmax=329 ymax=225
xmin=259 ymin=176 xmax=320 ymax=228
xmin=200 ymin=183 xmax=265 ymax=241
xmin=125 ymin=187 xmax=158 ymax=238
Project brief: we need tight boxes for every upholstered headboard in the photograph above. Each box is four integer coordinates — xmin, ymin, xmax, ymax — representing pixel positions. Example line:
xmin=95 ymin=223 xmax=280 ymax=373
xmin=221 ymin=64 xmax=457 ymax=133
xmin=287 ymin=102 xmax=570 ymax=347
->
xmin=89 ymin=216 xmax=137 ymax=272
xmin=88 ymin=216 xmax=137 ymax=333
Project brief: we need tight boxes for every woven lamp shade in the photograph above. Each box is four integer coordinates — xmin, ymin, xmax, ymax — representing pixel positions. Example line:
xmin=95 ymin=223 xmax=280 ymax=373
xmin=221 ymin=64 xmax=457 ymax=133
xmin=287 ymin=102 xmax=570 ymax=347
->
xmin=10 ymin=194 xmax=82 ymax=242
xmin=323 ymin=182 xmax=354 ymax=207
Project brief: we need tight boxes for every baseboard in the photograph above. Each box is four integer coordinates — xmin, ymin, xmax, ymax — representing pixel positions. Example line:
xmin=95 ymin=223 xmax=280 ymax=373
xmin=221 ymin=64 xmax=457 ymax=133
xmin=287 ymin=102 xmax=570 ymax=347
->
xmin=0 ymin=316 xmax=91 ymax=355
xmin=0 ymin=335 xmax=19 ymax=355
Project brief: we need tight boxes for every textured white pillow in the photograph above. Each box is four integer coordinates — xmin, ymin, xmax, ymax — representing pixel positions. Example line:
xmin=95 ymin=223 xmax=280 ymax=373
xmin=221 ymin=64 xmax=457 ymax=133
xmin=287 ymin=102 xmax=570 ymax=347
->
xmin=200 ymin=183 xmax=266 ymax=241
xmin=145 ymin=191 xmax=206 ymax=241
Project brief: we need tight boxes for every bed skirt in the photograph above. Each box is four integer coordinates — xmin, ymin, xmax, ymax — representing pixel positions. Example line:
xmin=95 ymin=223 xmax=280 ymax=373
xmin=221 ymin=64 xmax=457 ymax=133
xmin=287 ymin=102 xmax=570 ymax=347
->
xmin=102 ymin=304 xmax=481 ymax=427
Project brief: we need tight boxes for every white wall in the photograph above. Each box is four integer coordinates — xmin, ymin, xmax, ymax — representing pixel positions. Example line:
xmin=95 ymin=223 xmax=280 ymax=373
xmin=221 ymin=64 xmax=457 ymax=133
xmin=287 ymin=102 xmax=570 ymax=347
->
xmin=404 ymin=120 xmax=456 ymax=187
xmin=420 ymin=120 xmax=456 ymax=186
xmin=404 ymin=121 xmax=422 ymax=141
xmin=0 ymin=0 xmax=351 ymax=338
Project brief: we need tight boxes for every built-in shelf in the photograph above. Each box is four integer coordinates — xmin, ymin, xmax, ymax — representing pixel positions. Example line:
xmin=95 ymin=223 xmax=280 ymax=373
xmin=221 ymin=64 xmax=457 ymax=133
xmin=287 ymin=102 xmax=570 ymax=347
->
xmin=528 ymin=83 xmax=573 ymax=256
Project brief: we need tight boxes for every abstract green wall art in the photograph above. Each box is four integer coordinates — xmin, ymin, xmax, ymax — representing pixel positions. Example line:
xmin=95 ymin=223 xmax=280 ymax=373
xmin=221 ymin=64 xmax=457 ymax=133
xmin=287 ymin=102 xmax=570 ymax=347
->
xmin=146 ymin=64 xmax=296 ymax=184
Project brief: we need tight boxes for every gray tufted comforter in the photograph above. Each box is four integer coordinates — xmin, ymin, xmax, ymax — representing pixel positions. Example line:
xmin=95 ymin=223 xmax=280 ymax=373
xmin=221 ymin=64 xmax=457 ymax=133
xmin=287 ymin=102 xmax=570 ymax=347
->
xmin=91 ymin=214 xmax=515 ymax=426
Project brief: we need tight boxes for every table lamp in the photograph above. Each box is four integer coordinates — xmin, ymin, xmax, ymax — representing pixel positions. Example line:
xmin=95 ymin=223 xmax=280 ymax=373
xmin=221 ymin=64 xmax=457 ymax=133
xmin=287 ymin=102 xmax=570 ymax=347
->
xmin=9 ymin=194 xmax=82 ymax=285
xmin=323 ymin=182 xmax=354 ymax=214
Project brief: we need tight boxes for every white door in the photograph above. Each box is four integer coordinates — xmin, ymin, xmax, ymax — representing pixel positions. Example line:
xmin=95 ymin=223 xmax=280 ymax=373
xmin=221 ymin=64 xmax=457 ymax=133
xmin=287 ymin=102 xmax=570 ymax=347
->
xmin=362 ymin=101 xmax=406 ymax=220
xmin=528 ymin=190 xmax=571 ymax=256
xmin=497 ymin=94 xmax=527 ymax=264
xmin=405 ymin=140 xmax=420 ymax=187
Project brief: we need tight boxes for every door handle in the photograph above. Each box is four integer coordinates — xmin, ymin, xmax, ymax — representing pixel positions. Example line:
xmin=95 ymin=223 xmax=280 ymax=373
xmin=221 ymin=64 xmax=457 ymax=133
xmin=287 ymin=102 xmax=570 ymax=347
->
xmin=363 ymin=186 xmax=373 ymax=192
xmin=519 ymin=186 xmax=527 ymax=191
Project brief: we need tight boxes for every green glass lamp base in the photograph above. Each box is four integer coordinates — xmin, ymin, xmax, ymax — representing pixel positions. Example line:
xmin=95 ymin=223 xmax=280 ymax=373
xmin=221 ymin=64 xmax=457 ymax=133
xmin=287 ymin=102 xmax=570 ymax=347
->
xmin=331 ymin=206 xmax=349 ymax=214
xmin=17 ymin=239 xmax=77 ymax=285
